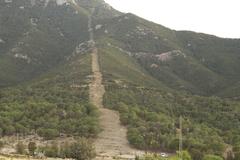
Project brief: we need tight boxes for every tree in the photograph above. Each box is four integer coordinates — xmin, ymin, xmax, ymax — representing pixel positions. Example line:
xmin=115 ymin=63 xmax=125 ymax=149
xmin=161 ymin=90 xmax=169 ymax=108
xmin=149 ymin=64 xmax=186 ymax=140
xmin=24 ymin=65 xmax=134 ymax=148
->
xmin=127 ymin=128 xmax=145 ymax=149
xmin=16 ymin=142 xmax=25 ymax=154
xmin=28 ymin=142 xmax=37 ymax=156
xmin=190 ymin=148 xmax=204 ymax=160
xmin=68 ymin=138 xmax=96 ymax=160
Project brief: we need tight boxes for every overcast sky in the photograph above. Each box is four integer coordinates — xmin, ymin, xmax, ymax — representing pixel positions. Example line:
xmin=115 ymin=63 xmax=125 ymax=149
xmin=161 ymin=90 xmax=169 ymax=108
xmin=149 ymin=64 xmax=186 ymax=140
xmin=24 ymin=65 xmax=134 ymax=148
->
xmin=104 ymin=0 xmax=240 ymax=38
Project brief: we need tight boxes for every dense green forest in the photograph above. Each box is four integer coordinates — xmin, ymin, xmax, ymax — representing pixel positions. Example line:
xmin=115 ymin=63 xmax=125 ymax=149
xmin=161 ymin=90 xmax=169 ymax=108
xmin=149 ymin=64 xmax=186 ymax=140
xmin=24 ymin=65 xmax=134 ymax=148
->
xmin=104 ymin=85 xmax=240 ymax=159
xmin=0 ymin=54 xmax=100 ymax=139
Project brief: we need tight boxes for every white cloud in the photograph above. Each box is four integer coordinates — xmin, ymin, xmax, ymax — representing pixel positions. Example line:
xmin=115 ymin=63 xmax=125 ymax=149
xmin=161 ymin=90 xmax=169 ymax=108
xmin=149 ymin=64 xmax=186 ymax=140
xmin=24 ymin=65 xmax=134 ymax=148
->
xmin=104 ymin=0 xmax=240 ymax=38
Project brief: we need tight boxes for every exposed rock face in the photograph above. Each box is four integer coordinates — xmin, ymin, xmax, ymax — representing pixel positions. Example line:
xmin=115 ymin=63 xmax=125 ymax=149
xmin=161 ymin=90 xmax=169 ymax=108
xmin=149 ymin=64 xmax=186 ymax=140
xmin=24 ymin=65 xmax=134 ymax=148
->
xmin=4 ymin=0 xmax=12 ymax=3
xmin=0 ymin=38 xmax=5 ymax=43
xmin=14 ymin=53 xmax=31 ymax=63
xmin=156 ymin=50 xmax=186 ymax=62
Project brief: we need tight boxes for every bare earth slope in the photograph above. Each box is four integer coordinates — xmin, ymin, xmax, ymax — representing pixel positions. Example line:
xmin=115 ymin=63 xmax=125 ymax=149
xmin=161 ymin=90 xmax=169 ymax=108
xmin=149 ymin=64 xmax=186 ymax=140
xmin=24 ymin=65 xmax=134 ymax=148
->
xmin=89 ymin=48 xmax=143 ymax=159
xmin=85 ymin=3 xmax=143 ymax=158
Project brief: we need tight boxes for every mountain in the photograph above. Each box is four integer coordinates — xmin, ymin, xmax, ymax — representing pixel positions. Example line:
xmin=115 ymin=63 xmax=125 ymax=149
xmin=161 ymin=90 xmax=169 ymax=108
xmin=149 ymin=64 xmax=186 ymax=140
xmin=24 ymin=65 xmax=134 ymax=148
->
xmin=0 ymin=0 xmax=240 ymax=159
xmin=94 ymin=14 xmax=240 ymax=96
xmin=1 ymin=0 xmax=240 ymax=97
xmin=0 ymin=0 xmax=90 ymax=87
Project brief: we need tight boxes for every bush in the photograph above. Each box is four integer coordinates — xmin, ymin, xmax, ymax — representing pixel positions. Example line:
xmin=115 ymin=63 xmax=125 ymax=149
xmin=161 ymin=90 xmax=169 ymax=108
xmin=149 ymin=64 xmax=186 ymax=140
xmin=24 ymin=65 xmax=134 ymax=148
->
xmin=190 ymin=148 xmax=204 ymax=160
xmin=180 ymin=151 xmax=192 ymax=160
xmin=44 ymin=143 xmax=59 ymax=158
xmin=16 ymin=142 xmax=25 ymax=154
xmin=0 ymin=140 xmax=4 ymax=149
xmin=37 ymin=128 xmax=59 ymax=140
xmin=139 ymin=154 xmax=164 ymax=160
xmin=233 ymin=144 xmax=240 ymax=160
xmin=203 ymin=155 xmax=223 ymax=160
xmin=127 ymin=128 xmax=145 ymax=149
xmin=68 ymin=138 xmax=96 ymax=160
xmin=28 ymin=142 xmax=37 ymax=156
xmin=40 ymin=139 xmax=95 ymax=159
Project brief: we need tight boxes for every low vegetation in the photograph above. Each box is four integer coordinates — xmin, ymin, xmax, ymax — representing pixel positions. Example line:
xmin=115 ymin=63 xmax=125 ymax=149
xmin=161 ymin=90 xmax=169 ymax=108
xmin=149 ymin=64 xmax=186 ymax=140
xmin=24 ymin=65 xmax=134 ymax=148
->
xmin=41 ymin=138 xmax=96 ymax=160
xmin=138 ymin=152 xmax=224 ymax=160
xmin=13 ymin=138 xmax=96 ymax=160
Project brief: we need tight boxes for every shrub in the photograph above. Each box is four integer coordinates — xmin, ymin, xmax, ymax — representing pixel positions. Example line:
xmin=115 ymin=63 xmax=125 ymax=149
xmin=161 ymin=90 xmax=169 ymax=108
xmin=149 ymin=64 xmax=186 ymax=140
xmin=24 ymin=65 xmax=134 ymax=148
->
xmin=203 ymin=155 xmax=223 ymax=160
xmin=68 ymin=138 xmax=96 ymax=160
xmin=37 ymin=128 xmax=59 ymax=140
xmin=28 ymin=142 xmax=37 ymax=156
xmin=16 ymin=142 xmax=25 ymax=154
xmin=44 ymin=143 xmax=59 ymax=158
xmin=0 ymin=140 xmax=4 ymax=149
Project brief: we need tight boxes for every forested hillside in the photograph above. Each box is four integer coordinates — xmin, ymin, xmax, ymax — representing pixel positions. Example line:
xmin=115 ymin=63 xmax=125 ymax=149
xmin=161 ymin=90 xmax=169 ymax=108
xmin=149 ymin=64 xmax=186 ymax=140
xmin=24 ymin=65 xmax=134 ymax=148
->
xmin=0 ymin=52 xmax=100 ymax=139
xmin=0 ymin=0 xmax=240 ymax=160
xmin=97 ymin=38 xmax=240 ymax=159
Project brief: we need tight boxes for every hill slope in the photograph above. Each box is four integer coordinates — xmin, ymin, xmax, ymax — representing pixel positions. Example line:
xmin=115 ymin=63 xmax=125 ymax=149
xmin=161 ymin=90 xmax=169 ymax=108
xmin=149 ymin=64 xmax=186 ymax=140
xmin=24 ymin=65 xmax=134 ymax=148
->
xmin=0 ymin=0 xmax=89 ymax=87
xmin=94 ymin=13 xmax=240 ymax=96
xmin=0 ymin=0 xmax=240 ymax=159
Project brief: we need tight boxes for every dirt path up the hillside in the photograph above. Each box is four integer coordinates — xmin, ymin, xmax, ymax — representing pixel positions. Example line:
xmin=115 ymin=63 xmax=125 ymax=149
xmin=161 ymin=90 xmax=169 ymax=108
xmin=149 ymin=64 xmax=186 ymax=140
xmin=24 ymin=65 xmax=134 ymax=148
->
xmin=89 ymin=48 xmax=143 ymax=159
xmin=84 ymin=4 xmax=144 ymax=158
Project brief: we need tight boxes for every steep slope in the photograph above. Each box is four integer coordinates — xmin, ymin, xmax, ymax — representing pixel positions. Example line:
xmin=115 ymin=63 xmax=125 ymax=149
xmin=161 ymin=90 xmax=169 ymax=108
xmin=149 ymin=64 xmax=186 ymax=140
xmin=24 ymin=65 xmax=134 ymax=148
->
xmin=0 ymin=50 xmax=101 ymax=139
xmin=83 ymin=6 xmax=144 ymax=158
xmin=94 ymin=13 xmax=240 ymax=96
xmin=95 ymin=32 xmax=240 ymax=159
xmin=92 ymin=11 xmax=240 ymax=159
xmin=75 ymin=0 xmax=122 ymax=19
xmin=90 ymin=47 xmax=142 ymax=159
xmin=0 ymin=0 xmax=89 ymax=87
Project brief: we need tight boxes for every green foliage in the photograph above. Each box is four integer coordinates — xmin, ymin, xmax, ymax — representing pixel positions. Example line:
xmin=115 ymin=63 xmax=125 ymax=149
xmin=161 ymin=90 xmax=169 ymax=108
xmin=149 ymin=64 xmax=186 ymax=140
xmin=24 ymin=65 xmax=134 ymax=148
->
xmin=0 ymin=54 xmax=100 ymax=139
xmin=0 ymin=0 xmax=89 ymax=87
xmin=66 ymin=138 xmax=96 ymax=160
xmin=1 ymin=2 xmax=240 ymax=160
xmin=139 ymin=152 xmax=191 ymax=160
xmin=44 ymin=143 xmax=59 ymax=158
xmin=178 ymin=151 xmax=192 ymax=160
xmin=37 ymin=129 xmax=59 ymax=140
xmin=96 ymin=13 xmax=240 ymax=97
xmin=139 ymin=154 xmax=165 ymax=160
xmin=99 ymin=39 xmax=240 ymax=157
xmin=233 ymin=144 xmax=240 ymax=160
xmin=41 ymin=139 xmax=96 ymax=160
xmin=103 ymin=85 xmax=238 ymax=155
xmin=28 ymin=141 xmax=37 ymax=156
xmin=189 ymin=148 xmax=204 ymax=160
xmin=16 ymin=142 xmax=26 ymax=154
xmin=203 ymin=155 xmax=223 ymax=160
